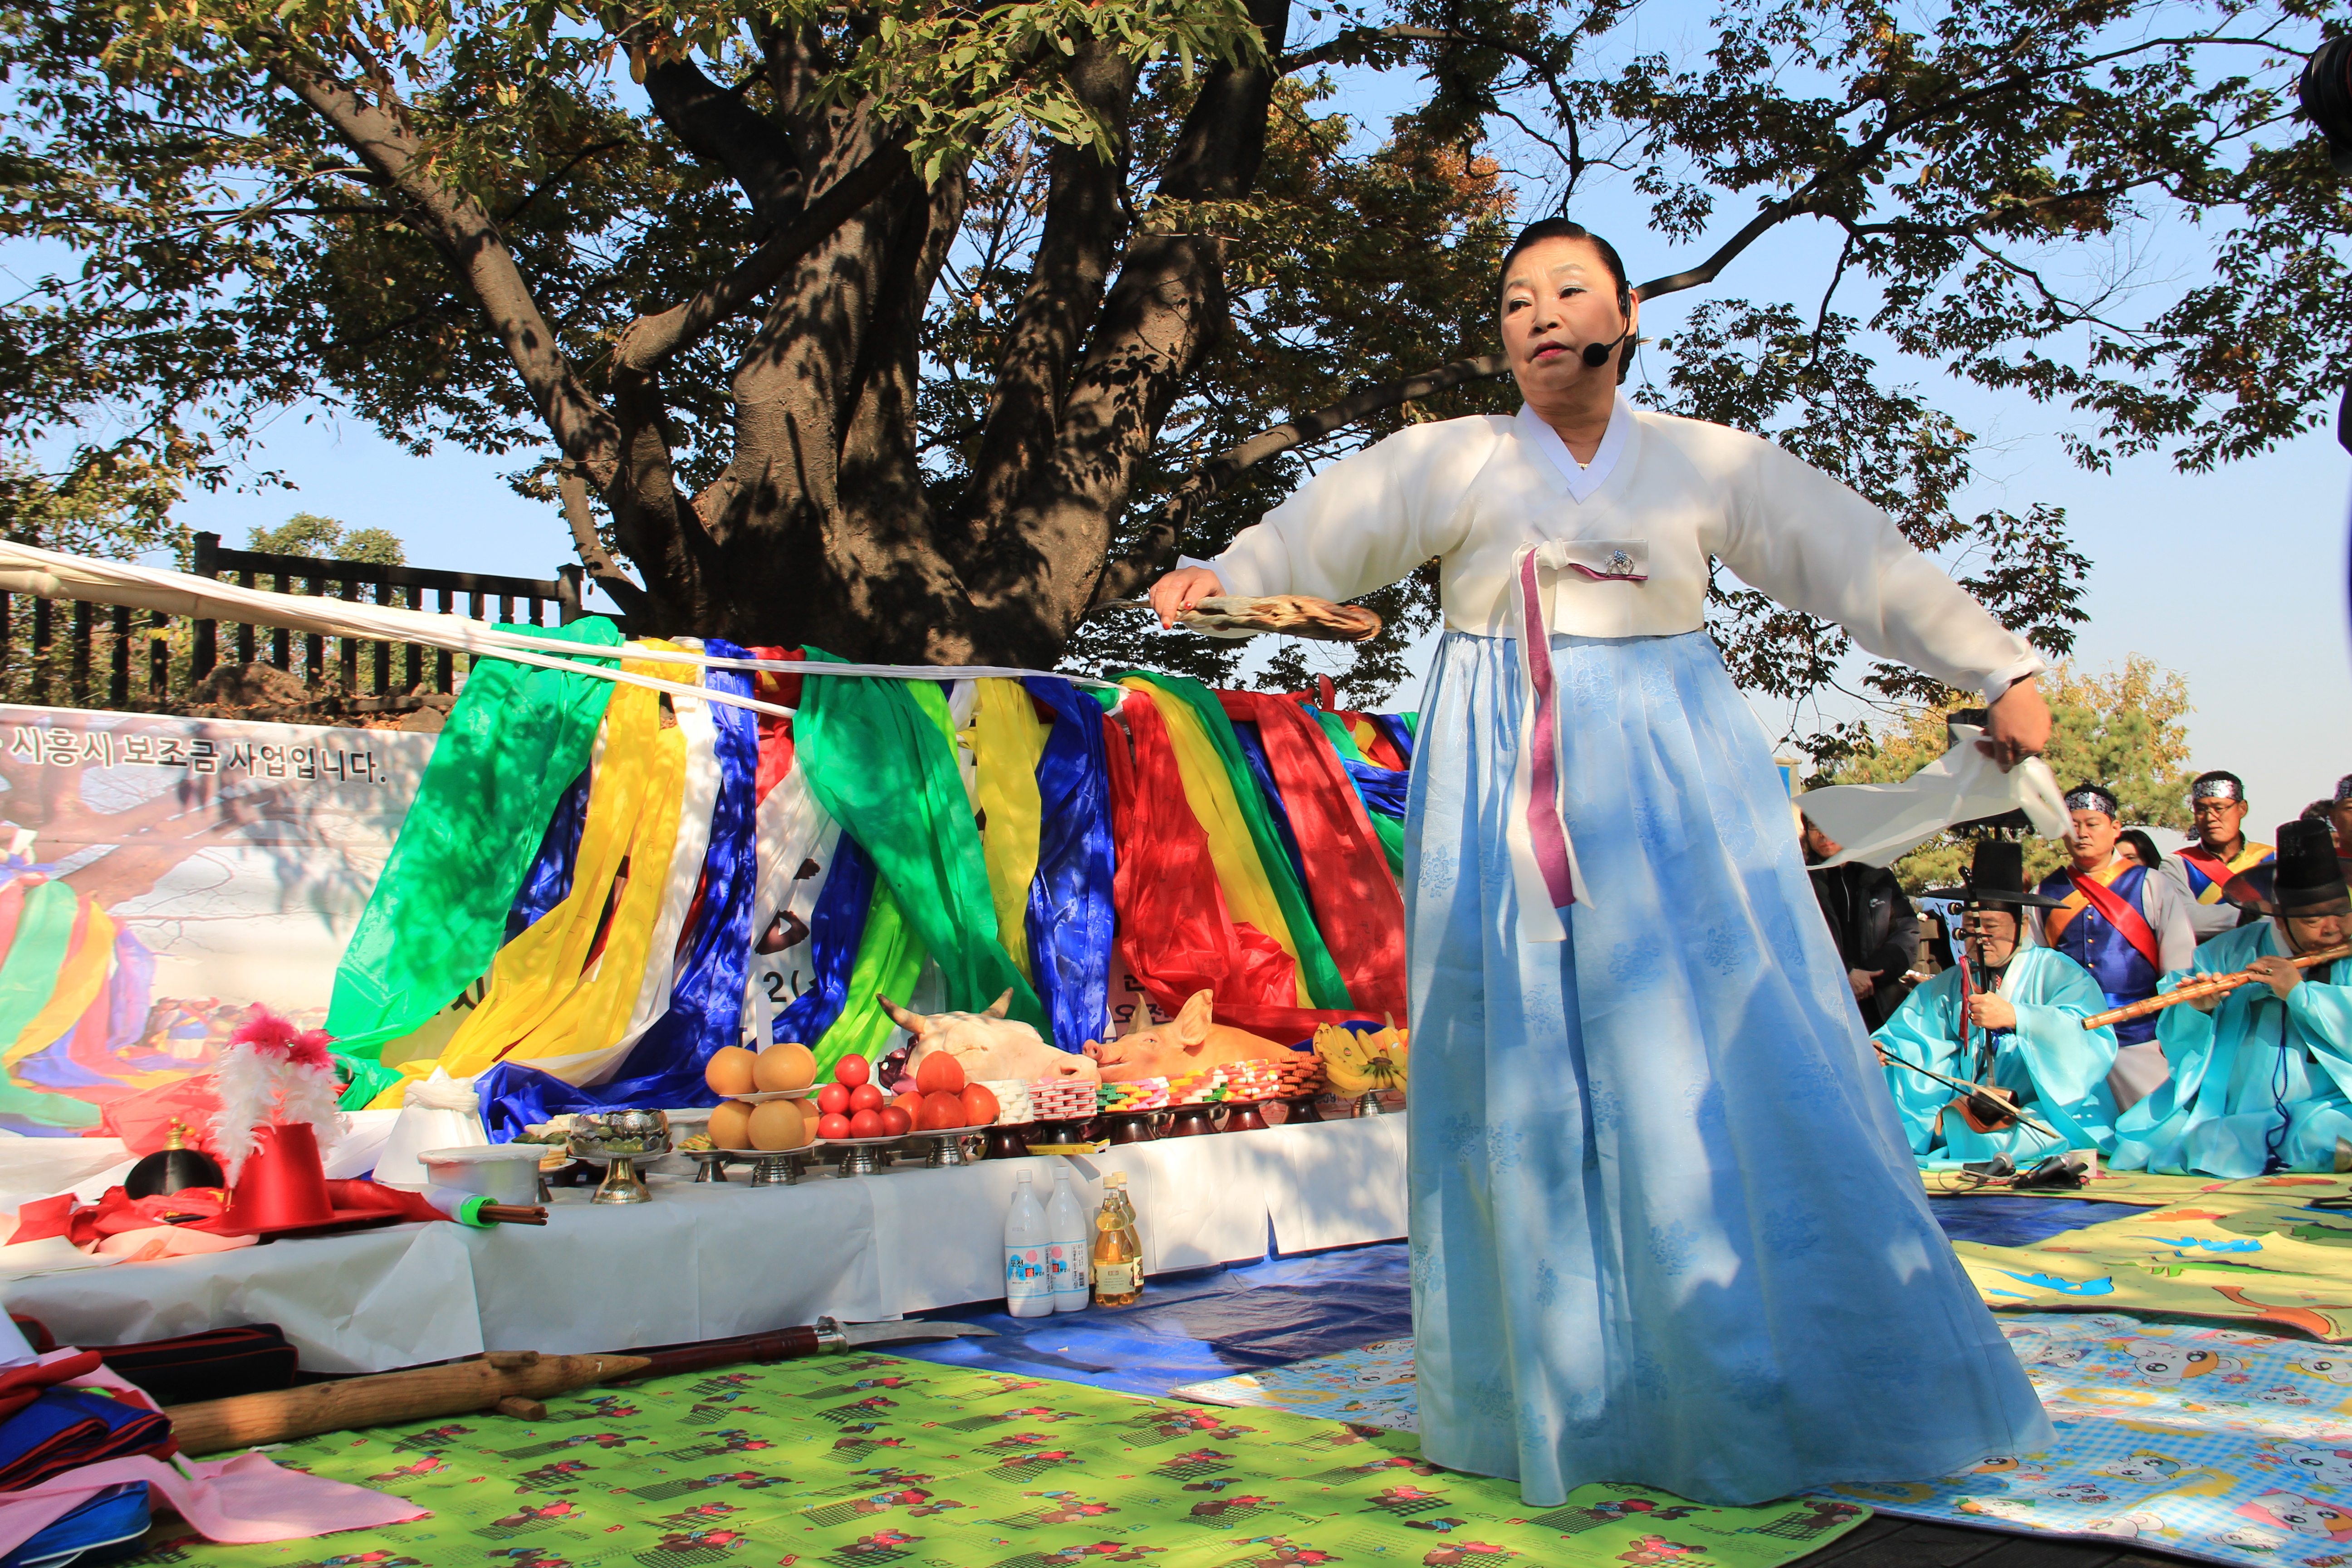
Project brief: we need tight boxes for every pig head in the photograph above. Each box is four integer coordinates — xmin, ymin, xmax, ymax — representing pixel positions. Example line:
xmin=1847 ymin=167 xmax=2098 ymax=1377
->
xmin=1086 ymin=990 xmax=1289 ymax=1083
xmin=882 ymin=990 xmax=1098 ymax=1084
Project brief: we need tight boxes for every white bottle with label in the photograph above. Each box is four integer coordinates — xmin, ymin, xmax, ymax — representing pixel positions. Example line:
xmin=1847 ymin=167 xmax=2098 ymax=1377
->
xmin=1045 ymin=1164 xmax=1092 ymax=1313
xmin=1004 ymin=1169 xmax=1053 ymax=1318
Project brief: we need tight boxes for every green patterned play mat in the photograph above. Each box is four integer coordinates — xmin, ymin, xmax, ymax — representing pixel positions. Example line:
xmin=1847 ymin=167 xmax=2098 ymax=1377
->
xmin=122 ymin=1352 xmax=1870 ymax=1568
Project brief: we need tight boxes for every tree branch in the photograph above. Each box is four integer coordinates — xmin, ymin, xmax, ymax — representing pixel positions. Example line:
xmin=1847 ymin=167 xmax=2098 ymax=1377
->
xmin=1279 ymin=24 xmax=1452 ymax=73
xmin=960 ymin=40 xmax=1137 ymax=544
xmin=634 ymin=40 xmax=805 ymax=225
xmin=501 ymin=138 xmax=626 ymax=225
xmin=558 ymin=464 xmax=652 ymax=619
xmin=1086 ymin=353 xmax=1508 ymax=608
xmin=1634 ymin=195 xmax=1809 ymax=300
xmin=258 ymin=39 xmax=622 ymax=481
xmin=609 ymin=142 xmax=909 ymax=375
xmin=976 ymin=0 xmax=1291 ymax=649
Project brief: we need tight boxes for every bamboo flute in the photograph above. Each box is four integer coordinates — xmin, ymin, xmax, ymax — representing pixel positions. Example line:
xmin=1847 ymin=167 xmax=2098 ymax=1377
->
xmin=2080 ymin=942 xmax=2351 ymax=1030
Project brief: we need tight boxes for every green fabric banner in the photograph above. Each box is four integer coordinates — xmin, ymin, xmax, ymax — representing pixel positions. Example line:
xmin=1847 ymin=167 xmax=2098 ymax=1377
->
xmin=813 ymin=880 xmax=926 ymax=1077
xmin=794 ymin=649 xmax=1046 ymax=1032
xmin=326 ymin=619 xmax=624 ymax=1060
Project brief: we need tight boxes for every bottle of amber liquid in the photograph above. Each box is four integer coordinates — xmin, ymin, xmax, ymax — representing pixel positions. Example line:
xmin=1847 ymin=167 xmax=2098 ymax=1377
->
xmin=1092 ymin=1172 xmax=1144 ymax=1308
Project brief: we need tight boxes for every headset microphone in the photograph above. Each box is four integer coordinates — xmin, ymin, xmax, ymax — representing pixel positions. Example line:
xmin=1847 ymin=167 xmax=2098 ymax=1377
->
xmin=1581 ymin=292 xmax=1637 ymax=368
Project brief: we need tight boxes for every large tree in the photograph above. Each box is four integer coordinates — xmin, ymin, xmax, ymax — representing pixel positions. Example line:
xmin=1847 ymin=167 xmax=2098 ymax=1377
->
xmin=0 ymin=0 xmax=2340 ymax=719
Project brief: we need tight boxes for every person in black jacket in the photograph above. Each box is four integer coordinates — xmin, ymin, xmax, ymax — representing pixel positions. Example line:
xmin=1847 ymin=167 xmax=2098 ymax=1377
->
xmin=1802 ymin=815 xmax=1922 ymax=1030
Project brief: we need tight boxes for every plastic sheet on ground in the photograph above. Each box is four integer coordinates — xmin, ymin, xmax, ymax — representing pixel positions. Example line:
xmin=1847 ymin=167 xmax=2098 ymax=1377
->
xmin=1928 ymin=1195 xmax=2122 ymax=1246
xmin=892 ymin=1240 xmax=1411 ymax=1397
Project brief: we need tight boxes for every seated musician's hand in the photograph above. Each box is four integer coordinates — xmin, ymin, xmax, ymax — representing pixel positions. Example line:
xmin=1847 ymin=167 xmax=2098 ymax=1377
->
xmin=2249 ymin=955 xmax=2301 ymax=1001
xmin=1967 ymin=993 xmax=2017 ymax=1031
xmin=1148 ymin=567 xmax=1225 ymax=629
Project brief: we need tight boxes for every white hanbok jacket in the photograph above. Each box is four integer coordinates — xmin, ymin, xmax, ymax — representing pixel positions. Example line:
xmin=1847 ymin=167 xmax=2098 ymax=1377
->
xmin=1205 ymin=397 xmax=2044 ymax=703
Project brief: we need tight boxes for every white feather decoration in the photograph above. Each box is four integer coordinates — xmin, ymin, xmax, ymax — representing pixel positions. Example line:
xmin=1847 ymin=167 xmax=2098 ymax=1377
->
xmin=209 ymin=1012 xmax=342 ymax=1182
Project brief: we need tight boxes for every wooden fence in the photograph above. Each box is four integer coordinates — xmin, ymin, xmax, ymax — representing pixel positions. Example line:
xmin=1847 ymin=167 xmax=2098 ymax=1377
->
xmin=0 ymin=532 xmax=587 ymax=714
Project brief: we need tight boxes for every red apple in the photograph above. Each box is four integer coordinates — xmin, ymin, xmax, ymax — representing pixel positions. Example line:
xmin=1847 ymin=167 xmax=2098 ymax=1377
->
xmin=848 ymin=1083 xmax=886 ymax=1112
xmin=848 ymin=1107 xmax=885 ymax=1139
xmin=815 ymin=1111 xmax=852 ymax=1140
xmin=879 ymin=1105 xmax=912 ymax=1137
xmin=816 ymin=1082 xmax=852 ymax=1116
xmin=834 ymin=1053 xmax=872 ymax=1088
xmin=914 ymin=1052 xmax=966 ymax=1095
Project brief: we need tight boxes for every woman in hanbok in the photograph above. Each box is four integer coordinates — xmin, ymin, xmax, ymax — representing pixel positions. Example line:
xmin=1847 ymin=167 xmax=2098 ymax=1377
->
xmin=1150 ymin=218 xmax=2055 ymax=1505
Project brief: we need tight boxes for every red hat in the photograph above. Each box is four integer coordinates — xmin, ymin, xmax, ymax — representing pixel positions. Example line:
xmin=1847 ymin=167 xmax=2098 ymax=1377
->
xmin=199 ymin=1123 xmax=393 ymax=1240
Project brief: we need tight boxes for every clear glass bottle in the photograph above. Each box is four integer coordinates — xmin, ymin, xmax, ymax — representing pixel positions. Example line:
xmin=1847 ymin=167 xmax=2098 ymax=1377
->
xmin=1092 ymin=1171 xmax=1143 ymax=1308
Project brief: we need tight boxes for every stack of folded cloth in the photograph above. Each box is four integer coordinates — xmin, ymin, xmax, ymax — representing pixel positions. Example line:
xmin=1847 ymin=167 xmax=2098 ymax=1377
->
xmin=1164 ymin=1067 xmax=1224 ymax=1105
xmin=1218 ymin=1059 xmax=1284 ymax=1102
xmin=1026 ymin=1079 xmax=1097 ymax=1122
xmin=1270 ymin=1053 xmax=1328 ymax=1100
xmin=1095 ymin=1078 xmax=1169 ymax=1114
xmin=0 ymin=1354 xmax=175 ymax=1492
xmin=978 ymin=1080 xmax=1032 ymax=1125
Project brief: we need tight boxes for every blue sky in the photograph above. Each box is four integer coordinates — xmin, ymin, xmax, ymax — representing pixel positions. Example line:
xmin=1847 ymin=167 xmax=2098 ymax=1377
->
xmin=162 ymin=24 xmax=2352 ymax=835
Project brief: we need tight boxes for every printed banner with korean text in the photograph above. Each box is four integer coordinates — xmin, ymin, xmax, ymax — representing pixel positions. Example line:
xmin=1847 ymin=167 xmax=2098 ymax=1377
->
xmin=0 ymin=705 xmax=432 ymax=1132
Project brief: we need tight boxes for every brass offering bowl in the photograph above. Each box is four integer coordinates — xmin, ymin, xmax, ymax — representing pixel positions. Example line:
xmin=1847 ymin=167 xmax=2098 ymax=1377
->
xmin=567 ymin=1108 xmax=672 ymax=1204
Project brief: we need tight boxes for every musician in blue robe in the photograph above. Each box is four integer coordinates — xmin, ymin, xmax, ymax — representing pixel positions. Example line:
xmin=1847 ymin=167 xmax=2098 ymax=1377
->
xmin=2112 ymin=821 xmax=2352 ymax=1176
xmin=1876 ymin=841 xmax=2118 ymax=1162
xmin=2034 ymin=783 xmax=2196 ymax=1111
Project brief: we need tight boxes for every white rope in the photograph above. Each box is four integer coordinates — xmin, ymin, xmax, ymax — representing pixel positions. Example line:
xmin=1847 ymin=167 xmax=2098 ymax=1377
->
xmin=0 ymin=541 xmax=1127 ymax=722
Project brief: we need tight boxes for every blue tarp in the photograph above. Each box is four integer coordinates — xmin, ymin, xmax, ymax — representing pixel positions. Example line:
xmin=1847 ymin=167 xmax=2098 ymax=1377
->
xmin=889 ymin=1197 xmax=2104 ymax=1397
xmin=897 ymin=1241 xmax=1410 ymax=1398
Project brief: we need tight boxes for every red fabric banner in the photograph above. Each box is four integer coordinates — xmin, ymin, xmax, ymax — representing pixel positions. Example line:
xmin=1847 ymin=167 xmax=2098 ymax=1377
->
xmin=1105 ymin=698 xmax=1376 ymax=1042
xmin=1220 ymin=692 xmax=1407 ymax=1022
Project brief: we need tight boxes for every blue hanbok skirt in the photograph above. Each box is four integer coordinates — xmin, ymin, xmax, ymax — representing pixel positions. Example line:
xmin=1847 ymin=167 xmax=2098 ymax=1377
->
xmin=1404 ymin=630 xmax=2050 ymax=1506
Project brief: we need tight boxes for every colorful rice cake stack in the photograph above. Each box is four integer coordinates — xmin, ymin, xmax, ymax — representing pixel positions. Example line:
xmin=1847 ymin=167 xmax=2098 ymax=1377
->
xmin=979 ymin=1079 xmax=1033 ymax=1126
xmin=1096 ymin=1077 xmax=1170 ymax=1115
xmin=1270 ymin=1052 xmax=1328 ymax=1101
xmin=1027 ymin=1078 xmax=1097 ymax=1123
xmin=1219 ymin=1058 xmax=1284 ymax=1102
xmin=1164 ymin=1066 xmax=1223 ymax=1105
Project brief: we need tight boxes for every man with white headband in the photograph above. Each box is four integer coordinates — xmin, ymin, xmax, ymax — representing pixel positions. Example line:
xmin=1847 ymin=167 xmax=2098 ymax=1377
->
xmin=2164 ymin=770 xmax=2275 ymax=942
xmin=2035 ymin=782 xmax=2196 ymax=1110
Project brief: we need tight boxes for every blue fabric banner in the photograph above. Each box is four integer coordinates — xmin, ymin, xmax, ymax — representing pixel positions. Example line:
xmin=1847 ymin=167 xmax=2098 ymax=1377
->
xmin=1022 ymin=678 xmax=1117 ymax=1052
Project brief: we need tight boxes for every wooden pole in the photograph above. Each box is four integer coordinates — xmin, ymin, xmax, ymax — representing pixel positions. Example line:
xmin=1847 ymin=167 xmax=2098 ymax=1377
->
xmin=162 ymin=1350 xmax=649 ymax=1455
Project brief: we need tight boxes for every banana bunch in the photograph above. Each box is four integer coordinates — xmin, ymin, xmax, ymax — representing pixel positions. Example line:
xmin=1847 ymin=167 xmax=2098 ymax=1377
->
xmin=1313 ymin=1017 xmax=1407 ymax=1095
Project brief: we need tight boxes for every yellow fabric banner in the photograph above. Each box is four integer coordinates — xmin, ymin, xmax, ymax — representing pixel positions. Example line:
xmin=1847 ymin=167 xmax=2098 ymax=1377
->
xmin=375 ymin=651 xmax=690 ymax=1097
xmin=972 ymin=679 xmax=1049 ymax=981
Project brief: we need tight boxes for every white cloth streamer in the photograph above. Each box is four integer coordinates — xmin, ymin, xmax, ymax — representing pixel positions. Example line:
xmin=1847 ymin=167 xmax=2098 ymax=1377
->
xmin=1799 ymin=724 xmax=2067 ymax=868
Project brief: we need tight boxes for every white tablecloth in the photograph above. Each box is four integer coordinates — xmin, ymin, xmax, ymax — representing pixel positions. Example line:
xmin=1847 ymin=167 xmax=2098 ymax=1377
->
xmin=1 ymin=1116 xmax=1408 ymax=1372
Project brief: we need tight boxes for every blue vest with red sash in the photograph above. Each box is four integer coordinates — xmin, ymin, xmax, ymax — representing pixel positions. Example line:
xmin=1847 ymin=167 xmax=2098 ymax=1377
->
xmin=2038 ymin=862 xmax=2164 ymax=1046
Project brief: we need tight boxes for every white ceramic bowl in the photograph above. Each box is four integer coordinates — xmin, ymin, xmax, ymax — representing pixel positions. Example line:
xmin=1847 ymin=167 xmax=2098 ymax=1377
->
xmin=418 ymin=1145 xmax=548 ymax=1205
